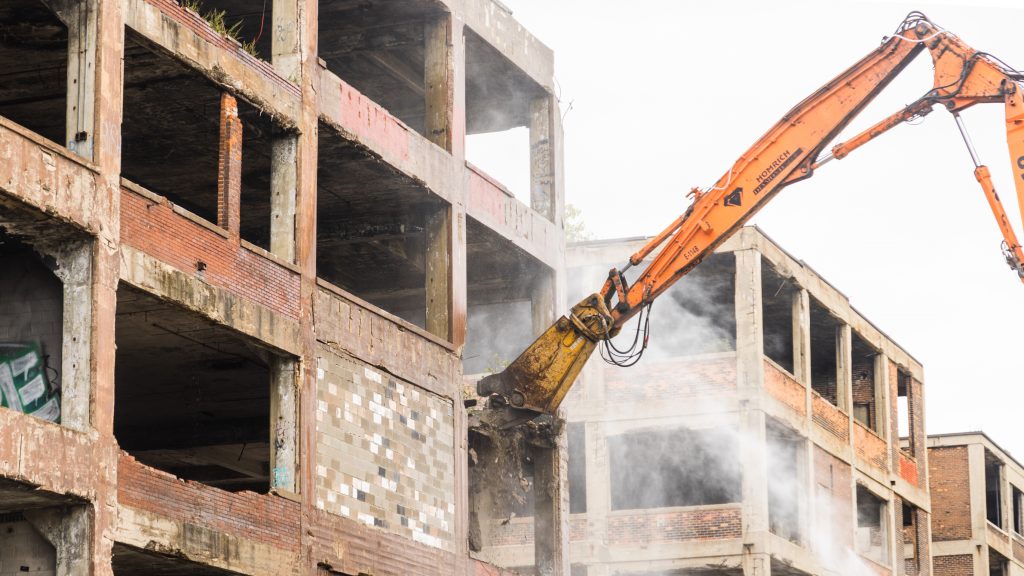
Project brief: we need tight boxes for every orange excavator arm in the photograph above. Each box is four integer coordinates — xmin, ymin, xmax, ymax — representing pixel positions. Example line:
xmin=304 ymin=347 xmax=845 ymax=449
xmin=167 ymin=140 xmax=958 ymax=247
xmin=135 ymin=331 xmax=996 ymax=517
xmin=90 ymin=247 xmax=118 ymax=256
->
xmin=477 ymin=13 xmax=1024 ymax=425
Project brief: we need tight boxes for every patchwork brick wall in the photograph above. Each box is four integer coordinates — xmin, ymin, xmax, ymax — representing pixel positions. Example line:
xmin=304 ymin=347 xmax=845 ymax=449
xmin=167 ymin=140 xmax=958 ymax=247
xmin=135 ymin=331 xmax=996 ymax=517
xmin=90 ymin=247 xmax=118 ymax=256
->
xmin=813 ymin=393 xmax=850 ymax=442
xmin=854 ymin=421 xmax=888 ymax=472
xmin=315 ymin=346 xmax=456 ymax=551
xmin=814 ymin=445 xmax=853 ymax=553
xmin=928 ymin=445 xmax=972 ymax=541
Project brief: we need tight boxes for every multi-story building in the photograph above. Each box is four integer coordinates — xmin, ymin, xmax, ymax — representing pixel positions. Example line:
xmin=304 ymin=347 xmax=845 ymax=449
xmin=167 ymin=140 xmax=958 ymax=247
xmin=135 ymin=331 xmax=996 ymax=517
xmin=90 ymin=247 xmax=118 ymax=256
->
xmin=928 ymin=432 xmax=1024 ymax=576
xmin=0 ymin=0 xmax=569 ymax=574
xmin=480 ymin=227 xmax=933 ymax=576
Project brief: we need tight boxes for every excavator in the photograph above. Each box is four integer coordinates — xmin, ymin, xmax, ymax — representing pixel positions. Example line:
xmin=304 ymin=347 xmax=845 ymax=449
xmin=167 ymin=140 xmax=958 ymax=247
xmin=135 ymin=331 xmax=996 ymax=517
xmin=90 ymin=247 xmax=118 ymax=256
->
xmin=477 ymin=12 xmax=1024 ymax=427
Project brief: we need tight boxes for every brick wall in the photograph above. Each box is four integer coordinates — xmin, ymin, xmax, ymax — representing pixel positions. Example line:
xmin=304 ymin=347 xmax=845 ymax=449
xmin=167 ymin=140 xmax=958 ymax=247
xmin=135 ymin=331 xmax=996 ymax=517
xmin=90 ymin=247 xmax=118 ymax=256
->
xmin=814 ymin=446 xmax=853 ymax=553
xmin=851 ymin=358 xmax=876 ymax=432
xmin=605 ymin=507 xmax=742 ymax=544
xmin=764 ymin=359 xmax=805 ymax=415
xmin=0 ymin=251 xmax=63 ymax=384
xmin=928 ymin=446 xmax=972 ymax=541
xmin=604 ymin=354 xmax=736 ymax=405
xmin=813 ymin=393 xmax=850 ymax=442
xmin=854 ymin=421 xmax=888 ymax=472
xmin=121 ymin=187 xmax=301 ymax=320
xmin=315 ymin=346 xmax=456 ymax=551
xmin=933 ymin=554 xmax=973 ymax=576
xmin=117 ymin=452 xmax=301 ymax=552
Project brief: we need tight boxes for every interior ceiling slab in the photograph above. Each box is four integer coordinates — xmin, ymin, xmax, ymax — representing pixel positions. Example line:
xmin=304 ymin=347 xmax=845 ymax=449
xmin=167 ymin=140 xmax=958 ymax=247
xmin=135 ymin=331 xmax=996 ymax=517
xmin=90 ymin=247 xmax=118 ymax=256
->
xmin=0 ymin=479 xmax=85 ymax=514
xmin=0 ymin=0 xmax=67 ymax=145
xmin=112 ymin=544 xmax=244 ymax=576
xmin=466 ymin=216 xmax=543 ymax=304
xmin=317 ymin=125 xmax=448 ymax=309
xmin=465 ymin=29 xmax=545 ymax=135
xmin=114 ymin=285 xmax=270 ymax=435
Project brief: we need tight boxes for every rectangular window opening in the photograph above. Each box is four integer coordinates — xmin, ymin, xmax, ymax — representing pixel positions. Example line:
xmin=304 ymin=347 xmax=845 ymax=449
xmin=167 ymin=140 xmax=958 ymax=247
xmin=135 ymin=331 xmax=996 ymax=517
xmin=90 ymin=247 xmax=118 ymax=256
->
xmin=608 ymin=426 xmax=740 ymax=510
xmin=855 ymin=484 xmax=889 ymax=565
xmin=767 ymin=420 xmax=802 ymax=543
xmin=897 ymin=368 xmax=914 ymax=455
xmin=809 ymin=298 xmax=841 ymax=406
xmin=0 ymin=1 xmax=68 ymax=147
xmin=1013 ymin=485 xmax=1023 ymax=535
xmin=990 ymin=549 xmax=1009 ymax=576
xmin=851 ymin=332 xmax=880 ymax=434
xmin=761 ymin=261 xmax=797 ymax=375
xmin=114 ymin=284 xmax=297 ymax=494
xmin=986 ymin=450 xmax=1004 ymax=529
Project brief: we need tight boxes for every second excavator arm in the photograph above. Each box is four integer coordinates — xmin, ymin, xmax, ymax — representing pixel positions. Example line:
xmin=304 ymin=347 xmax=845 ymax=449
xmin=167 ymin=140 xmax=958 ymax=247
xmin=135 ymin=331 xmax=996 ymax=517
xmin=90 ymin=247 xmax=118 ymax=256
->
xmin=477 ymin=13 xmax=1024 ymax=425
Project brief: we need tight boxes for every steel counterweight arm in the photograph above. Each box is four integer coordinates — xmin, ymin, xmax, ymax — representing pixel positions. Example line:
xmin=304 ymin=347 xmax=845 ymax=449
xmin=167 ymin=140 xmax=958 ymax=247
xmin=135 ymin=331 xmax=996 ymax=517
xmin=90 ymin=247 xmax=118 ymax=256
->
xmin=476 ymin=14 xmax=1024 ymax=426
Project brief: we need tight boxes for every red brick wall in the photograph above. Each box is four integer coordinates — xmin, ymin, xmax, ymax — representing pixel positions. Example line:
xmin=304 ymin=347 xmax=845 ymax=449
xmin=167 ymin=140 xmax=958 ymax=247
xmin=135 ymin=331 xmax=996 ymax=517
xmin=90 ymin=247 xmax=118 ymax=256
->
xmin=854 ymin=421 xmax=889 ymax=471
xmin=117 ymin=452 xmax=300 ymax=552
xmin=605 ymin=507 xmax=742 ymax=544
xmin=764 ymin=359 xmax=806 ymax=415
xmin=121 ymin=187 xmax=300 ymax=320
xmin=813 ymin=393 xmax=850 ymax=442
xmin=814 ymin=446 xmax=853 ymax=552
xmin=928 ymin=446 xmax=973 ymax=541
xmin=933 ymin=554 xmax=973 ymax=576
xmin=604 ymin=355 xmax=736 ymax=405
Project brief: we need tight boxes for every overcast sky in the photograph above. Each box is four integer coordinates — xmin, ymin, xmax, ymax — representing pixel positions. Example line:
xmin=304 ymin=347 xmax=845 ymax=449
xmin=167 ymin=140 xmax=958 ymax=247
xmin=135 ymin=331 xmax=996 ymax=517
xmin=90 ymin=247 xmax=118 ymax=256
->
xmin=467 ymin=0 xmax=1024 ymax=459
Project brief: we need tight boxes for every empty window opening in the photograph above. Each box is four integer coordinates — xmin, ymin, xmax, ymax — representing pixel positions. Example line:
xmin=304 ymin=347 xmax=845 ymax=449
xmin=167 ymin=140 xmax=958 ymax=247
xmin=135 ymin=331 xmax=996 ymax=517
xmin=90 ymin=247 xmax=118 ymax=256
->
xmin=112 ymin=542 xmax=244 ymax=575
xmin=897 ymin=368 xmax=914 ymax=454
xmin=317 ymin=121 xmax=448 ymax=329
xmin=902 ymin=501 xmax=919 ymax=573
xmin=178 ymin=0 xmax=274 ymax=62
xmin=122 ymin=30 xmax=286 ymax=249
xmin=646 ymin=253 xmax=736 ymax=359
xmin=465 ymin=29 xmax=549 ymax=209
xmin=317 ymin=0 xmax=447 ymax=139
xmin=0 ymin=232 xmax=63 ymax=424
xmin=809 ymin=299 xmax=841 ymax=406
xmin=985 ymin=450 xmax=1003 ymax=528
xmin=851 ymin=333 xmax=879 ymax=434
xmin=761 ymin=261 xmax=797 ymax=374
xmin=608 ymin=427 xmax=740 ymax=510
xmin=1013 ymin=485 xmax=1023 ymax=535
xmin=855 ymin=485 xmax=889 ymax=565
xmin=0 ymin=512 xmax=56 ymax=575
xmin=990 ymin=549 xmax=1009 ymax=576
xmin=568 ymin=422 xmax=587 ymax=514
xmin=464 ymin=217 xmax=548 ymax=374
xmin=114 ymin=285 xmax=296 ymax=494
xmin=767 ymin=420 xmax=801 ymax=543
xmin=0 ymin=1 xmax=68 ymax=147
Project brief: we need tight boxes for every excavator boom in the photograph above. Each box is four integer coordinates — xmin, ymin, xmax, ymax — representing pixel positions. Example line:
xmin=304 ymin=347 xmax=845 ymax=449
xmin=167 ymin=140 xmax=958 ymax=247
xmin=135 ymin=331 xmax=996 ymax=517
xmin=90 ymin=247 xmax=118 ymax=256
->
xmin=477 ymin=13 xmax=1024 ymax=425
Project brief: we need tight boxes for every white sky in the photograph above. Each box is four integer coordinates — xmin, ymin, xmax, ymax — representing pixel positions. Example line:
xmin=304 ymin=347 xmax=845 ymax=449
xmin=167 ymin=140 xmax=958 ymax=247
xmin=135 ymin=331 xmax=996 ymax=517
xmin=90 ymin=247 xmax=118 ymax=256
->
xmin=467 ymin=0 xmax=1024 ymax=459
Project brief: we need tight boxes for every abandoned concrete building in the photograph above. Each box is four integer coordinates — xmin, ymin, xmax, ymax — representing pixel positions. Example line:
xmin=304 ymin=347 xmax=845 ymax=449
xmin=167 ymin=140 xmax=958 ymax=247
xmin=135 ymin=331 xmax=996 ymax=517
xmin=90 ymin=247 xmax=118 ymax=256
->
xmin=927 ymin=432 xmax=1024 ymax=576
xmin=472 ymin=228 xmax=933 ymax=576
xmin=0 ymin=0 xmax=570 ymax=573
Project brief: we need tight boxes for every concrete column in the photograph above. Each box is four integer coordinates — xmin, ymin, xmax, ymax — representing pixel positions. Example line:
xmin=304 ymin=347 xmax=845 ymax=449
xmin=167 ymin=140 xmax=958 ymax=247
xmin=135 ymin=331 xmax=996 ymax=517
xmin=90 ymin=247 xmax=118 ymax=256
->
xmin=271 ymin=0 xmax=301 ymax=81
xmin=424 ymin=14 xmax=454 ymax=153
xmin=53 ymin=241 xmax=93 ymax=432
xmin=270 ymin=136 xmax=298 ymax=262
xmin=533 ymin=428 xmax=571 ymax=576
xmin=967 ymin=443 xmax=989 ymax=575
xmin=584 ymin=420 xmax=609 ymax=549
xmin=838 ymin=324 xmax=852 ymax=413
xmin=25 ymin=506 xmax=92 ymax=576
xmin=217 ymin=93 xmax=243 ymax=238
xmin=38 ymin=0 xmax=97 ymax=159
xmin=530 ymin=95 xmax=556 ymax=222
xmin=531 ymin=266 xmax=556 ymax=337
xmin=425 ymin=204 xmax=453 ymax=341
xmin=449 ymin=16 xmax=468 ymax=349
xmin=792 ymin=289 xmax=811 ymax=386
xmin=734 ymin=249 xmax=764 ymax=395
xmin=270 ymin=356 xmax=298 ymax=494
xmin=876 ymin=354 xmax=892 ymax=465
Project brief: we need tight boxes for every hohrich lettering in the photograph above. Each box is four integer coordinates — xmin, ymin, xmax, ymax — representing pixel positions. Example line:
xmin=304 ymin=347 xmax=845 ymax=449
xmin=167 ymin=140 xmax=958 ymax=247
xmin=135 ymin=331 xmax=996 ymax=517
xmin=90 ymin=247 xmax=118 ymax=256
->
xmin=753 ymin=148 xmax=802 ymax=195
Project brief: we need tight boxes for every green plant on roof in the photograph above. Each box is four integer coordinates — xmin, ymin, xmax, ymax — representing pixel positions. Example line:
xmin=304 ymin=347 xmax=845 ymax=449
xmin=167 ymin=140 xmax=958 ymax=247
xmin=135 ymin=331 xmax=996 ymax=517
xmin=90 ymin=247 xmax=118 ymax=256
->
xmin=179 ymin=1 xmax=260 ymax=58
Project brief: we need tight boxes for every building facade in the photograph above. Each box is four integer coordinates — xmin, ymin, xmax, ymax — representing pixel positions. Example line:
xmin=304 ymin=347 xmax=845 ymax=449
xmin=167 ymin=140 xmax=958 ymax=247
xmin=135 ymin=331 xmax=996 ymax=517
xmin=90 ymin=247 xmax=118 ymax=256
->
xmin=929 ymin=432 xmax=1024 ymax=576
xmin=482 ymin=228 xmax=933 ymax=576
xmin=0 ymin=0 xmax=567 ymax=574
